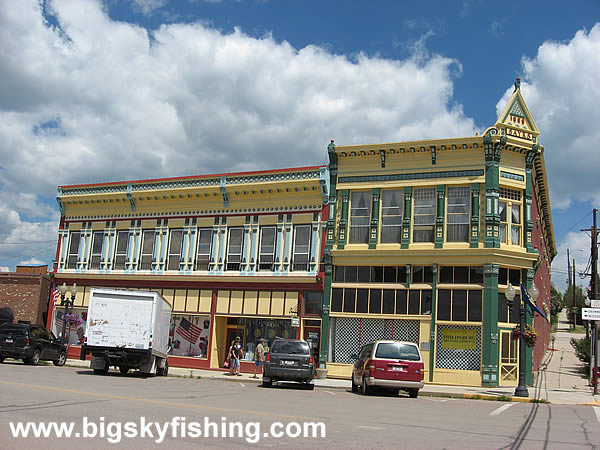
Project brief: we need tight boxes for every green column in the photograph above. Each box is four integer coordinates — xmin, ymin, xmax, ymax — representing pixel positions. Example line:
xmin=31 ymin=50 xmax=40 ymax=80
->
xmin=435 ymin=185 xmax=445 ymax=248
xmin=338 ymin=189 xmax=349 ymax=249
xmin=524 ymin=268 xmax=535 ymax=385
xmin=484 ymin=135 xmax=505 ymax=248
xmin=470 ymin=183 xmax=480 ymax=248
xmin=482 ymin=263 xmax=500 ymax=386
xmin=369 ymin=188 xmax=380 ymax=249
xmin=401 ymin=187 xmax=412 ymax=249
xmin=429 ymin=264 xmax=438 ymax=382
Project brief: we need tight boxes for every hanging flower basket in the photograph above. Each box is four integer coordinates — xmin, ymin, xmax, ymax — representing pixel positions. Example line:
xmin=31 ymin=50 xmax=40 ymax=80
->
xmin=511 ymin=325 xmax=537 ymax=347
xmin=64 ymin=312 xmax=83 ymax=327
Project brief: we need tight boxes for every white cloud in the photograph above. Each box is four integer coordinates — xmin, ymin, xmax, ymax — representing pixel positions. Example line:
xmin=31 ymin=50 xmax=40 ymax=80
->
xmin=17 ymin=257 xmax=46 ymax=266
xmin=132 ymin=0 xmax=167 ymax=16
xmin=551 ymin=231 xmax=591 ymax=293
xmin=0 ymin=0 xmax=478 ymax=269
xmin=496 ymin=24 xmax=600 ymax=211
xmin=0 ymin=267 xmax=9 ymax=272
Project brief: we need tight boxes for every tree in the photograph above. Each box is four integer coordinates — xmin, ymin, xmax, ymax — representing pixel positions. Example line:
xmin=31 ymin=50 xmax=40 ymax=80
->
xmin=564 ymin=284 xmax=587 ymax=325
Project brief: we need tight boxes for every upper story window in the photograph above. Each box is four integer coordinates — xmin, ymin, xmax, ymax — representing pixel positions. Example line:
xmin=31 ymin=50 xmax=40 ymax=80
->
xmin=446 ymin=186 xmax=470 ymax=242
xmin=292 ymin=224 xmax=311 ymax=271
xmin=195 ymin=228 xmax=212 ymax=271
xmin=413 ymin=187 xmax=436 ymax=243
xmin=380 ymin=190 xmax=403 ymax=243
xmin=167 ymin=229 xmax=183 ymax=271
xmin=258 ymin=226 xmax=277 ymax=271
xmin=66 ymin=232 xmax=81 ymax=269
xmin=499 ymin=188 xmax=522 ymax=246
xmin=226 ymin=228 xmax=244 ymax=271
xmin=113 ymin=230 xmax=129 ymax=270
xmin=140 ymin=230 xmax=155 ymax=270
xmin=349 ymin=191 xmax=371 ymax=244
xmin=89 ymin=231 xmax=104 ymax=270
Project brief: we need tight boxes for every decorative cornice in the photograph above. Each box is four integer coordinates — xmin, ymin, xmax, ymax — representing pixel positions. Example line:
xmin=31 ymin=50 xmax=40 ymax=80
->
xmin=500 ymin=171 xmax=525 ymax=182
xmin=338 ymin=169 xmax=484 ymax=184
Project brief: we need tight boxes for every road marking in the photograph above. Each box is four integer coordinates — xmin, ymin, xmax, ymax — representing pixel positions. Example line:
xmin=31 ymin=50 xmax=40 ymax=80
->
xmin=359 ymin=425 xmax=384 ymax=430
xmin=594 ymin=406 xmax=600 ymax=423
xmin=0 ymin=379 xmax=313 ymax=421
xmin=322 ymin=390 xmax=336 ymax=396
xmin=426 ymin=398 xmax=450 ymax=403
xmin=239 ymin=383 xmax=246 ymax=387
xmin=490 ymin=403 xmax=516 ymax=416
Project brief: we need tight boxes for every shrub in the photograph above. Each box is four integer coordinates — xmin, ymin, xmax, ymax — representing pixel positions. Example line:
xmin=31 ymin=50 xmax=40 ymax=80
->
xmin=570 ymin=336 xmax=591 ymax=368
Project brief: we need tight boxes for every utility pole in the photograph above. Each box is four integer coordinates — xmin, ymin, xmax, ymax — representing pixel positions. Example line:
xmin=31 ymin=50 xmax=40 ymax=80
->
xmin=573 ymin=258 xmax=577 ymax=330
xmin=592 ymin=208 xmax=598 ymax=395
xmin=567 ymin=249 xmax=572 ymax=329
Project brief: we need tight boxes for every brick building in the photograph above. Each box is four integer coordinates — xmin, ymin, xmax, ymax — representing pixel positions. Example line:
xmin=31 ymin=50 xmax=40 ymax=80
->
xmin=0 ymin=265 xmax=52 ymax=325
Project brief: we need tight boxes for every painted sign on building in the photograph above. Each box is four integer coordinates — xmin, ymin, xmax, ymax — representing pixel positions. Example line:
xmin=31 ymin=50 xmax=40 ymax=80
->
xmin=442 ymin=328 xmax=478 ymax=350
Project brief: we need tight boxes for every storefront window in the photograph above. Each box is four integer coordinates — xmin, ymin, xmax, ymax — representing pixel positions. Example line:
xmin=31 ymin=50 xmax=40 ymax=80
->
xmin=67 ymin=231 xmax=81 ymax=269
xmin=303 ymin=291 xmax=323 ymax=316
xmin=226 ymin=318 xmax=296 ymax=360
xmin=169 ymin=315 xmax=210 ymax=358
xmin=52 ymin=308 xmax=87 ymax=345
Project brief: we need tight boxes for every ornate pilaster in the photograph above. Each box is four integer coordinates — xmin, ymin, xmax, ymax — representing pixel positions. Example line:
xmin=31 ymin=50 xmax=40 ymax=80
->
xmin=401 ymin=187 xmax=412 ymax=249
xmin=470 ymin=183 xmax=480 ymax=248
xmin=429 ymin=264 xmax=438 ymax=382
xmin=248 ymin=216 xmax=259 ymax=274
xmin=368 ymin=188 xmax=380 ymax=249
xmin=337 ymin=190 xmax=349 ymax=249
xmin=240 ymin=216 xmax=251 ymax=275
xmin=482 ymin=263 xmax=500 ymax=386
xmin=274 ymin=215 xmax=284 ymax=275
xmin=435 ymin=185 xmax=445 ymax=248
xmin=484 ymin=135 xmax=506 ymax=248
xmin=525 ymin=146 xmax=539 ymax=253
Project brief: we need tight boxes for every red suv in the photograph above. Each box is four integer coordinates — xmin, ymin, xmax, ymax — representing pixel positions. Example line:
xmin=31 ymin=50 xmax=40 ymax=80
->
xmin=351 ymin=340 xmax=424 ymax=398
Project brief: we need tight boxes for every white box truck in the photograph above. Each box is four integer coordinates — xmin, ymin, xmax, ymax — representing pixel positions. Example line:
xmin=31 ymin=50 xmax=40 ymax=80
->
xmin=80 ymin=288 xmax=171 ymax=376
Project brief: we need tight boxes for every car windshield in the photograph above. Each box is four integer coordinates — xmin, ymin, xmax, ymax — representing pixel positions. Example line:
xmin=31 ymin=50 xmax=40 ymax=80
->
xmin=0 ymin=325 xmax=27 ymax=335
xmin=271 ymin=341 xmax=310 ymax=355
xmin=375 ymin=343 xmax=420 ymax=361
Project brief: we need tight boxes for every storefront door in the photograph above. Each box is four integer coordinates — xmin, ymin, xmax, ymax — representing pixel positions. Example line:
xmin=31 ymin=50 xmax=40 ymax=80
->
xmin=499 ymin=330 xmax=518 ymax=386
xmin=304 ymin=327 xmax=320 ymax=367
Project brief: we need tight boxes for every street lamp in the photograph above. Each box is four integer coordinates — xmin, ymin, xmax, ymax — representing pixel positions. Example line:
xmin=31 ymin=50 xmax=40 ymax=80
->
xmin=58 ymin=282 xmax=77 ymax=344
xmin=505 ymin=283 xmax=529 ymax=397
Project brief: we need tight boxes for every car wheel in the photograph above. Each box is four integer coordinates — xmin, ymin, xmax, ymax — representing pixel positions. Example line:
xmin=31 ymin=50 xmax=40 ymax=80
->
xmin=28 ymin=349 xmax=41 ymax=366
xmin=119 ymin=366 xmax=129 ymax=375
xmin=263 ymin=377 xmax=272 ymax=388
xmin=390 ymin=389 xmax=400 ymax=396
xmin=361 ymin=377 xmax=372 ymax=396
xmin=53 ymin=352 xmax=67 ymax=367
xmin=351 ymin=376 xmax=358 ymax=392
xmin=0 ymin=357 xmax=4 ymax=364
xmin=408 ymin=389 xmax=419 ymax=398
xmin=162 ymin=360 xmax=169 ymax=376
xmin=305 ymin=382 xmax=315 ymax=390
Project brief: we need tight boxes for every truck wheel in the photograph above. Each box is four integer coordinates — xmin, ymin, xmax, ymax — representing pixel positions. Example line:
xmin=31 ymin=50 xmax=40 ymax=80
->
xmin=119 ymin=366 xmax=129 ymax=375
xmin=53 ymin=352 xmax=67 ymax=367
xmin=27 ymin=349 xmax=41 ymax=366
xmin=94 ymin=362 xmax=109 ymax=375
xmin=162 ymin=360 xmax=169 ymax=376
xmin=408 ymin=389 xmax=419 ymax=398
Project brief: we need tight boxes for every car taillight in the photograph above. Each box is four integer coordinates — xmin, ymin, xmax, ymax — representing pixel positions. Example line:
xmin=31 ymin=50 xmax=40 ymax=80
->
xmin=26 ymin=337 xmax=30 ymax=345
xmin=368 ymin=360 xmax=376 ymax=376
xmin=309 ymin=356 xmax=314 ymax=365
xmin=84 ymin=336 xmax=87 ymax=343
xmin=149 ymin=341 xmax=152 ymax=348
xmin=266 ymin=354 xmax=270 ymax=362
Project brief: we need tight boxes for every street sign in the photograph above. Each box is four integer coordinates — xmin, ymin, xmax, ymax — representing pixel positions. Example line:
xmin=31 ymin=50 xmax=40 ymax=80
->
xmin=591 ymin=300 xmax=600 ymax=308
xmin=582 ymin=308 xmax=600 ymax=321
xmin=290 ymin=316 xmax=300 ymax=327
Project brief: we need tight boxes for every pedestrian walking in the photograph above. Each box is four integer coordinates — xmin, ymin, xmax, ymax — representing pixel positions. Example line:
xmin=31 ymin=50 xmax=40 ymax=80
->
xmin=229 ymin=336 xmax=244 ymax=376
xmin=253 ymin=338 xmax=266 ymax=378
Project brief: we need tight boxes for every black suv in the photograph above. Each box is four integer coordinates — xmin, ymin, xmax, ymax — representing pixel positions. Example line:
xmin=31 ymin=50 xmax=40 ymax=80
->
xmin=0 ymin=323 xmax=67 ymax=366
xmin=263 ymin=339 xmax=315 ymax=389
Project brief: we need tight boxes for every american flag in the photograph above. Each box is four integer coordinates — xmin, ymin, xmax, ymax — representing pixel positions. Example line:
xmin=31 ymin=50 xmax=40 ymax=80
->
xmin=51 ymin=288 xmax=60 ymax=306
xmin=175 ymin=317 xmax=201 ymax=344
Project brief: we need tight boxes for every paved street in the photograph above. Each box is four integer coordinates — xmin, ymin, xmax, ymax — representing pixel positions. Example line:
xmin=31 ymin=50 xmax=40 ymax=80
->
xmin=1 ymin=363 xmax=599 ymax=449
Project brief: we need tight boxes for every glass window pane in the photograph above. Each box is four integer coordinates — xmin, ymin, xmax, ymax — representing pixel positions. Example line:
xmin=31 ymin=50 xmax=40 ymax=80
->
xmin=469 ymin=266 xmax=483 ymax=284
xmin=92 ymin=232 xmax=103 ymax=254
xmin=350 ymin=191 xmax=371 ymax=244
xmin=396 ymin=266 xmax=407 ymax=284
xmin=498 ymin=267 xmax=508 ymax=285
xmin=408 ymin=291 xmax=420 ymax=315
xmin=413 ymin=188 xmax=436 ymax=243
xmin=498 ymin=292 xmax=508 ymax=323
xmin=509 ymin=295 xmax=521 ymax=324
xmin=423 ymin=266 xmax=433 ymax=283
xmin=440 ymin=266 xmax=453 ymax=283
xmin=421 ymin=290 xmax=432 ymax=315
xmin=345 ymin=266 xmax=357 ymax=282
xmin=383 ymin=289 xmax=395 ymax=314
xmin=509 ymin=269 xmax=521 ymax=286
xmin=380 ymin=190 xmax=403 ymax=243
xmin=437 ymin=289 xmax=451 ymax=320
xmin=412 ymin=266 xmax=423 ymax=283
xmin=343 ymin=288 xmax=356 ymax=313
xmin=383 ymin=266 xmax=397 ymax=283
xmin=331 ymin=288 xmax=343 ymax=312
xmin=454 ymin=266 xmax=469 ymax=284
xmin=452 ymin=290 xmax=467 ymax=321
xmin=69 ymin=232 xmax=81 ymax=253
xmin=334 ymin=266 xmax=345 ymax=282
xmin=358 ymin=266 xmax=371 ymax=282
xmin=116 ymin=231 xmax=128 ymax=253
xmin=303 ymin=292 xmax=322 ymax=316
xmin=356 ymin=289 xmax=369 ymax=313
xmin=369 ymin=289 xmax=382 ymax=313
xmin=371 ymin=266 xmax=384 ymax=282
xmin=396 ymin=290 xmax=408 ymax=314
xmin=468 ymin=290 xmax=482 ymax=322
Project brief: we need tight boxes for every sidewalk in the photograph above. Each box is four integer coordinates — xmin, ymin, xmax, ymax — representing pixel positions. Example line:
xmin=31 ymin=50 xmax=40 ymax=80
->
xmin=66 ymin=311 xmax=600 ymax=405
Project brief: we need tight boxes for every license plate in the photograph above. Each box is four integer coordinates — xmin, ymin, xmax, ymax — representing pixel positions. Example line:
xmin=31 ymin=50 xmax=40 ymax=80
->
xmin=5 ymin=338 xmax=13 ymax=343
xmin=392 ymin=366 xmax=405 ymax=371
xmin=282 ymin=360 xmax=296 ymax=366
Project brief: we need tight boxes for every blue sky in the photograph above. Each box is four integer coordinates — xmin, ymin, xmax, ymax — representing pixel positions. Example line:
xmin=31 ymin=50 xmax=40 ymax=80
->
xmin=1 ymin=0 xmax=599 ymax=292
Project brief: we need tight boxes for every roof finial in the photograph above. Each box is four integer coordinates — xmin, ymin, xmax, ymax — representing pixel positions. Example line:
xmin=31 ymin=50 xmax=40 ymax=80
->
xmin=514 ymin=77 xmax=521 ymax=92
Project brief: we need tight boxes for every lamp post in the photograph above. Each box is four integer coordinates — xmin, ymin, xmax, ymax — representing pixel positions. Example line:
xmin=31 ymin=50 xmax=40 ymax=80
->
xmin=505 ymin=282 xmax=535 ymax=397
xmin=58 ymin=282 xmax=77 ymax=344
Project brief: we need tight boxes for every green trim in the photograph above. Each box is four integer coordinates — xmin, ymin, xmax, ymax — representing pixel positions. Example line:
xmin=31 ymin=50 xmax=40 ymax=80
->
xmin=524 ymin=269 xmax=534 ymax=386
xmin=470 ymin=183 xmax=480 ymax=248
xmin=500 ymin=171 xmax=524 ymax=182
xmin=429 ymin=264 xmax=438 ymax=382
xmin=406 ymin=264 xmax=411 ymax=289
xmin=401 ymin=187 xmax=412 ymax=249
xmin=435 ymin=185 xmax=445 ymax=248
xmin=368 ymin=188 xmax=380 ymax=249
xmin=338 ymin=190 xmax=349 ymax=249
xmin=482 ymin=264 xmax=500 ymax=386
xmin=338 ymin=169 xmax=484 ymax=184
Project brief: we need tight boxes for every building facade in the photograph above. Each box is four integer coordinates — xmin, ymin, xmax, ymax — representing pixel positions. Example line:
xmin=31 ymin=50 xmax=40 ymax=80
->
xmin=51 ymin=166 xmax=329 ymax=371
xmin=0 ymin=265 xmax=52 ymax=326
xmin=320 ymin=81 xmax=556 ymax=386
